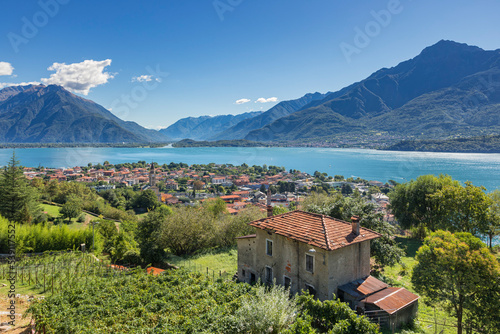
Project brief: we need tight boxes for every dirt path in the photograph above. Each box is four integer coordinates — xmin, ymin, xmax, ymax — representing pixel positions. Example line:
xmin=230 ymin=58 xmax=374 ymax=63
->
xmin=0 ymin=297 xmax=32 ymax=333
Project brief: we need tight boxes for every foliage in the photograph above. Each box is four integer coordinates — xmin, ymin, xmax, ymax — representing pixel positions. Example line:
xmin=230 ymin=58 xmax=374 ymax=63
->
xmin=411 ymin=231 xmax=500 ymax=334
xmin=486 ymin=190 xmax=500 ymax=248
xmin=0 ymin=215 xmax=92 ymax=253
xmin=273 ymin=205 xmax=289 ymax=215
xmin=136 ymin=206 xmax=172 ymax=264
xmin=389 ymin=175 xmax=460 ymax=231
xmin=59 ymin=195 xmax=82 ymax=221
xmin=26 ymin=267 xmax=381 ymax=334
xmin=0 ymin=152 xmax=40 ymax=223
xmin=234 ymin=283 xmax=298 ymax=333
xmin=203 ymin=197 xmax=228 ymax=217
xmin=134 ymin=189 xmax=160 ymax=210
xmin=429 ymin=181 xmax=491 ymax=235
xmin=294 ymin=293 xmax=380 ymax=334
xmin=391 ymin=175 xmax=496 ymax=241
xmin=137 ymin=204 xmax=262 ymax=258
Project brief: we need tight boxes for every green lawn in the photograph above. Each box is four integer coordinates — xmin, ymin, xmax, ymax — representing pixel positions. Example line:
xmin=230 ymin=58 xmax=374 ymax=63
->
xmin=40 ymin=203 xmax=61 ymax=217
xmin=165 ymin=247 xmax=238 ymax=277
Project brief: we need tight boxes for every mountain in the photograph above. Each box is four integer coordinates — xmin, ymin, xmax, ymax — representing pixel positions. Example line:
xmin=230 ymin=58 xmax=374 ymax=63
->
xmin=0 ymin=85 xmax=170 ymax=143
xmin=159 ymin=111 xmax=262 ymax=141
xmin=211 ymin=92 xmax=330 ymax=140
xmin=245 ymin=40 xmax=500 ymax=142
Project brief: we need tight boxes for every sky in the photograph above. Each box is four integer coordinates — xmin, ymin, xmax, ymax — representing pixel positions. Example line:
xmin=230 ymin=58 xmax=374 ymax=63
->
xmin=1 ymin=0 xmax=500 ymax=129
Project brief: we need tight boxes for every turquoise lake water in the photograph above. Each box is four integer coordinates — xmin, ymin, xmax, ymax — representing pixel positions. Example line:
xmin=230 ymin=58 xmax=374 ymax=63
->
xmin=1 ymin=146 xmax=499 ymax=191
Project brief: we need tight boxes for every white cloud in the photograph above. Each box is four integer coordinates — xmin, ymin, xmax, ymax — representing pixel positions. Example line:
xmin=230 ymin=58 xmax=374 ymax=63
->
xmin=0 ymin=62 xmax=14 ymax=76
xmin=132 ymin=75 xmax=152 ymax=82
xmin=131 ymin=74 xmax=162 ymax=83
xmin=0 ymin=81 xmax=40 ymax=89
xmin=256 ymin=97 xmax=279 ymax=103
xmin=235 ymin=98 xmax=251 ymax=105
xmin=41 ymin=59 xmax=114 ymax=95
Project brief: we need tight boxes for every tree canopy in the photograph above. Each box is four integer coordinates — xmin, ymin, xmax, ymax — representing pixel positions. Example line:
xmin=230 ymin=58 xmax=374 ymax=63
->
xmin=0 ymin=152 xmax=40 ymax=223
xmin=412 ymin=231 xmax=500 ymax=334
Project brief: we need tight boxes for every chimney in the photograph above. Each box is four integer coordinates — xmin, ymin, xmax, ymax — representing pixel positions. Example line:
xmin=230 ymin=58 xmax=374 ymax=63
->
xmin=267 ymin=187 xmax=273 ymax=217
xmin=351 ymin=215 xmax=360 ymax=235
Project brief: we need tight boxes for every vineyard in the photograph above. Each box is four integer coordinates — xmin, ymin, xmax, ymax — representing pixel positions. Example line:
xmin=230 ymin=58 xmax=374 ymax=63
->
xmin=0 ymin=252 xmax=380 ymax=333
xmin=0 ymin=252 xmax=127 ymax=296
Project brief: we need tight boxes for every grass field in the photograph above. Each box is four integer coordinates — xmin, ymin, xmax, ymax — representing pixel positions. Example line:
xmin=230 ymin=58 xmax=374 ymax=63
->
xmin=40 ymin=203 xmax=61 ymax=217
xmin=166 ymin=247 xmax=238 ymax=278
xmin=40 ymin=203 xmax=94 ymax=230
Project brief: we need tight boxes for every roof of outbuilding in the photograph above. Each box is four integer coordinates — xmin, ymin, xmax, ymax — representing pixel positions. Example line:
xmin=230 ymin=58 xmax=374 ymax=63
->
xmin=338 ymin=276 xmax=388 ymax=299
xmin=248 ymin=210 xmax=381 ymax=251
xmin=361 ymin=287 xmax=419 ymax=315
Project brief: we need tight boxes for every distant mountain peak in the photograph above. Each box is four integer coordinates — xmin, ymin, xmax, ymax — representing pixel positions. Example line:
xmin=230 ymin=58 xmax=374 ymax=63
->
xmin=0 ymin=84 xmax=170 ymax=143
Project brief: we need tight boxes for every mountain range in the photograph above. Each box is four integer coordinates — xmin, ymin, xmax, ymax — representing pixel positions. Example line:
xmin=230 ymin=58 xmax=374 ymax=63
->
xmin=169 ymin=40 xmax=500 ymax=143
xmin=1 ymin=40 xmax=499 ymax=145
xmin=0 ymin=85 xmax=170 ymax=143
xmin=159 ymin=111 xmax=262 ymax=141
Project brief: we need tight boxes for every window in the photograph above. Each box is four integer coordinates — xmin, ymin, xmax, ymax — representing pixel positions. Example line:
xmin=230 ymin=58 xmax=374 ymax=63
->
xmin=284 ymin=276 xmax=291 ymax=290
xmin=250 ymin=273 xmax=256 ymax=283
xmin=265 ymin=266 xmax=273 ymax=284
xmin=305 ymin=284 xmax=316 ymax=297
xmin=266 ymin=239 xmax=273 ymax=256
xmin=306 ymin=254 xmax=314 ymax=273
xmin=242 ymin=269 xmax=246 ymax=278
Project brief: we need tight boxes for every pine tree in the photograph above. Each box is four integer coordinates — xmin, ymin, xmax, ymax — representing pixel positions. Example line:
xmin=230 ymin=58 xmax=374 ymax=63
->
xmin=0 ymin=152 xmax=40 ymax=223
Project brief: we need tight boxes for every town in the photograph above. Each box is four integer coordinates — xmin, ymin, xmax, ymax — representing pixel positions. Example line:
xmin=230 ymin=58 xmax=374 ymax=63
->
xmin=22 ymin=161 xmax=394 ymax=218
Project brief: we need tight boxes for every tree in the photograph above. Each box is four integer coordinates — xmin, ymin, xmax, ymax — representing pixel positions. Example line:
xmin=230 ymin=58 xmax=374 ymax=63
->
xmin=203 ymin=198 xmax=227 ymax=217
xmin=193 ymin=180 xmax=204 ymax=191
xmin=159 ymin=206 xmax=214 ymax=255
xmin=486 ymin=190 xmax=500 ymax=248
xmin=136 ymin=206 xmax=172 ymax=264
xmin=0 ymin=152 xmax=40 ymax=223
xmin=134 ymin=189 xmax=160 ymax=210
xmin=234 ymin=283 xmax=298 ymax=334
xmin=272 ymin=205 xmax=288 ymax=215
xmin=430 ymin=181 xmax=491 ymax=235
xmin=60 ymin=197 xmax=82 ymax=222
xmin=389 ymin=174 xmax=460 ymax=231
xmin=412 ymin=231 xmax=500 ymax=334
xmin=341 ymin=183 xmax=353 ymax=195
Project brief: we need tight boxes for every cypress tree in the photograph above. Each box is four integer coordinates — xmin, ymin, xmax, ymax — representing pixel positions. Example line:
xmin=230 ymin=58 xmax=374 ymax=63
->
xmin=0 ymin=152 xmax=39 ymax=223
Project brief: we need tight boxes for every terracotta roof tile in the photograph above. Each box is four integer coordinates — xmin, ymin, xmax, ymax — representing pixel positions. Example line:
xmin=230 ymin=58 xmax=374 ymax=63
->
xmin=249 ymin=210 xmax=381 ymax=251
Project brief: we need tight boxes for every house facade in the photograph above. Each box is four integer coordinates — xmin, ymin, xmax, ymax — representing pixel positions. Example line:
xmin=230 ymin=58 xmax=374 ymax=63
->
xmin=237 ymin=210 xmax=380 ymax=301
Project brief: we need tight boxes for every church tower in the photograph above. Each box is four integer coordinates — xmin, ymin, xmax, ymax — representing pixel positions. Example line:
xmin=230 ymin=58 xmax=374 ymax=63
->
xmin=149 ymin=162 xmax=157 ymax=186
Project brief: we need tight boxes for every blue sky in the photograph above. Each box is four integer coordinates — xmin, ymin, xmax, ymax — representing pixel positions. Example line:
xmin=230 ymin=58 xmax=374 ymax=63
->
xmin=1 ymin=0 xmax=500 ymax=129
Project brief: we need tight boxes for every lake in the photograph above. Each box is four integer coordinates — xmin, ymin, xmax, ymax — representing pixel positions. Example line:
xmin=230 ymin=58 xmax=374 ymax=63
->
xmin=1 ymin=146 xmax=500 ymax=191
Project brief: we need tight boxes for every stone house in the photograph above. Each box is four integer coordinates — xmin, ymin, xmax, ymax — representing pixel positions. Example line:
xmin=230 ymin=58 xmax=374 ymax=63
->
xmin=237 ymin=210 xmax=380 ymax=301
xmin=237 ymin=210 xmax=419 ymax=329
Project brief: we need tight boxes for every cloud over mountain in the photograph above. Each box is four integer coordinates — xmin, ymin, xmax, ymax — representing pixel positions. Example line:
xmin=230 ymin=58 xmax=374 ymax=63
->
xmin=41 ymin=59 xmax=114 ymax=95
xmin=0 ymin=62 xmax=14 ymax=76
xmin=256 ymin=97 xmax=278 ymax=103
